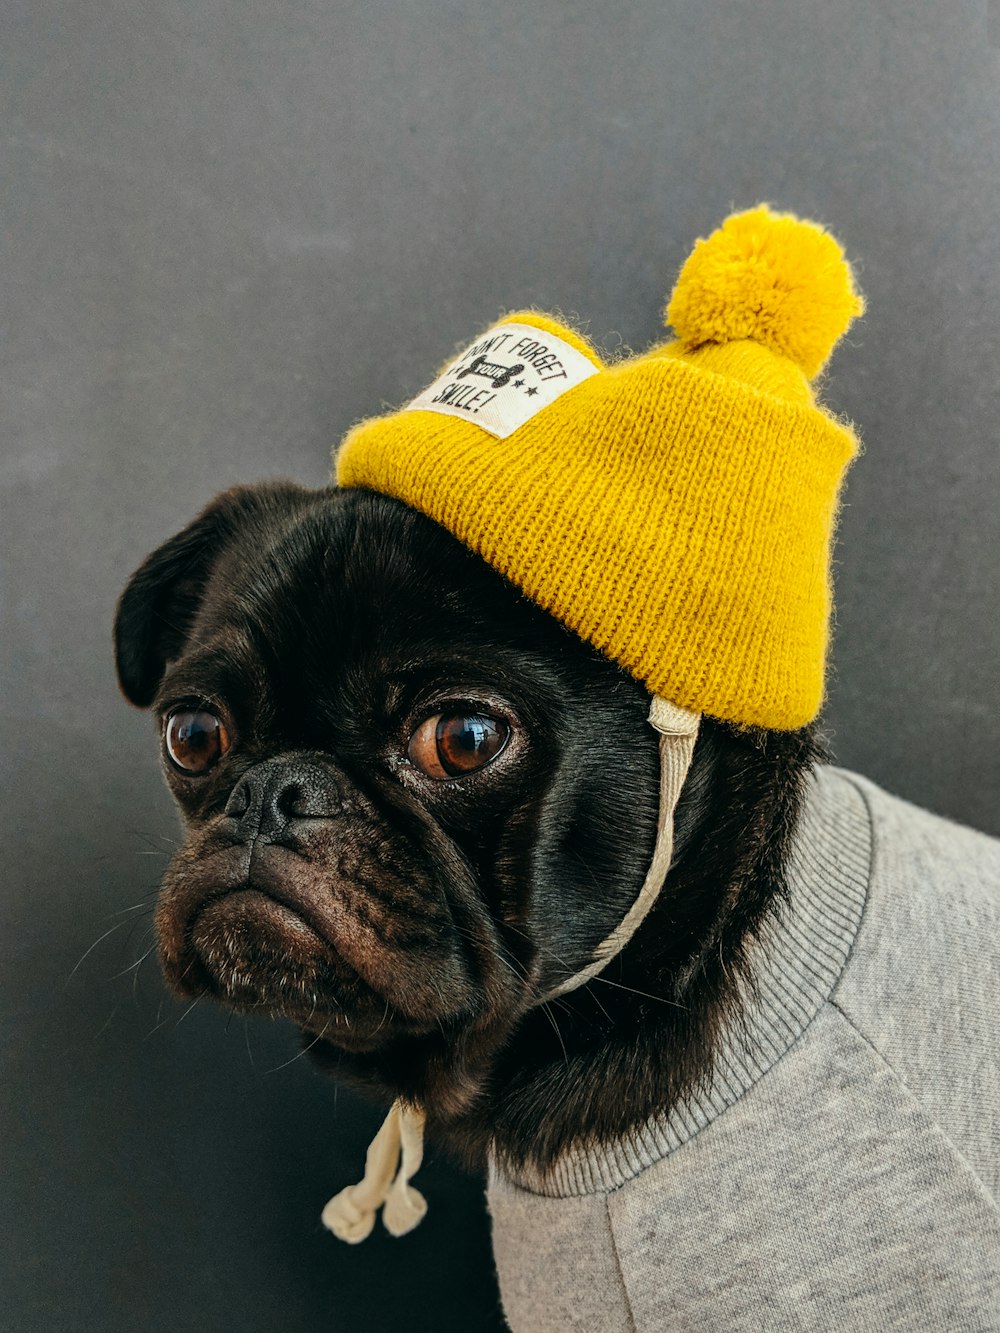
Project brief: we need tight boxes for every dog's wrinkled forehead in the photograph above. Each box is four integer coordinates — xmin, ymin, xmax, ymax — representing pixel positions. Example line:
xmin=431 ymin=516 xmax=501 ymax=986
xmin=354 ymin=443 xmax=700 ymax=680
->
xmin=165 ymin=486 xmax=580 ymax=731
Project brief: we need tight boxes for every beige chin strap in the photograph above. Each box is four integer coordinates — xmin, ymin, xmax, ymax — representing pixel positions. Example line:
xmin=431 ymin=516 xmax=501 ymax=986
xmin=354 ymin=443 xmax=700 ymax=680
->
xmin=321 ymin=695 xmax=700 ymax=1243
xmin=544 ymin=695 xmax=701 ymax=999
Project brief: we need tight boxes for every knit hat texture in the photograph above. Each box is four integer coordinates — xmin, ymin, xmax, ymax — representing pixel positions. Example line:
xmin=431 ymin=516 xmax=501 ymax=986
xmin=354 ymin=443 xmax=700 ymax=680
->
xmin=334 ymin=205 xmax=865 ymax=729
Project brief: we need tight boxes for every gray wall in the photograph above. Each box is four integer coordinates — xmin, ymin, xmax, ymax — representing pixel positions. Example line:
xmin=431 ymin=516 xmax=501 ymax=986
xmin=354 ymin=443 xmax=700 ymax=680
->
xmin=3 ymin=2 xmax=999 ymax=1330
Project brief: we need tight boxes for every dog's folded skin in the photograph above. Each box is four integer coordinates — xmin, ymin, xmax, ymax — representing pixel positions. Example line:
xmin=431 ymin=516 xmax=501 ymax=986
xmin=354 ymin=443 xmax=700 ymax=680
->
xmin=116 ymin=481 xmax=1000 ymax=1331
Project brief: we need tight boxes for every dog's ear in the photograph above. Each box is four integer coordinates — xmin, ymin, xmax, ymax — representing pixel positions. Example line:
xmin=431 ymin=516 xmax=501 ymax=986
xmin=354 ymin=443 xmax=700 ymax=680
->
xmin=114 ymin=481 xmax=311 ymax=708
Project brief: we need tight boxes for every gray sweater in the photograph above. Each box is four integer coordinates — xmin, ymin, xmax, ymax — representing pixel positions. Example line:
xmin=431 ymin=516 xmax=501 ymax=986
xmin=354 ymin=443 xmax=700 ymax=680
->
xmin=488 ymin=766 xmax=1000 ymax=1331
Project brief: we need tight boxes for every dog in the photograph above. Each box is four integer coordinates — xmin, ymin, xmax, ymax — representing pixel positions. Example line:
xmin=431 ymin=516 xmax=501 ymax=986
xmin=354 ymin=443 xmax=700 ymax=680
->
xmin=113 ymin=480 xmax=1000 ymax=1330
xmin=114 ymin=207 xmax=1000 ymax=1330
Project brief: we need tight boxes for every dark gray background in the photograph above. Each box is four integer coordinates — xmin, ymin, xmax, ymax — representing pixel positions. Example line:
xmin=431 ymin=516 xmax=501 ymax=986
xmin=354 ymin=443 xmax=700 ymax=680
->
xmin=3 ymin=2 xmax=999 ymax=1330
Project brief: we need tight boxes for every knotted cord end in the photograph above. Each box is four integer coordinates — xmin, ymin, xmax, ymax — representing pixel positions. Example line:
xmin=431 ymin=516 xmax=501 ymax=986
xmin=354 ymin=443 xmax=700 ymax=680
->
xmin=321 ymin=1185 xmax=379 ymax=1245
xmin=321 ymin=1099 xmax=428 ymax=1244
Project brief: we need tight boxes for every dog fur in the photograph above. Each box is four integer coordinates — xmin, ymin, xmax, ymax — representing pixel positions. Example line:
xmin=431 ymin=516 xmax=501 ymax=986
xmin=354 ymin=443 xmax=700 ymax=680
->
xmin=114 ymin=480 xmax=822 ymax=1177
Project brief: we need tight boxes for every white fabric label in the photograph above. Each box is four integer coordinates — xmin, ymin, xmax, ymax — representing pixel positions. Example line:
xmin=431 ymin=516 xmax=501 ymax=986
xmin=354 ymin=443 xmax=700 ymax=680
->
xmin=403 ymin=321 xmax=600 ymax=439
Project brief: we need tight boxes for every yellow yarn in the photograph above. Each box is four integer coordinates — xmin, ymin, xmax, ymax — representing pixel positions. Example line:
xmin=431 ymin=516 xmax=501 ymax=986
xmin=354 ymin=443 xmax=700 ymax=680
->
xmin=334 ymin=206 xmax=865 ymax=730
xmin=667 ymin=204 xmax=865 ymax=379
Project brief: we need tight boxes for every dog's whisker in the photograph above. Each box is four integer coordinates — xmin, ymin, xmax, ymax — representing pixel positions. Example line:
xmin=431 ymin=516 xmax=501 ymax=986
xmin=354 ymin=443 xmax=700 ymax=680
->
xmin=107 ymin=896 xmax=158 ymax=918
xmin=451 ymin=919 xmax=535 ymax=993
xmin=132 ymin=945 xmax=158 ymax=1007
xmin=505 ymin=923 xmax=689 ymax=1012
xmin=452 ymin=917 xmax=633 ymax=1024
xmin=263 ymin=1016 xmax=333 ymax=1075
xmin=127 ymin=827 xmax=179 ymax=853
xmin=574 ymin=983 xmax=613 ymax=1025
xmin=143 ymin=1006 xmax=174 ymax=1040
xmin=64 ymin=919 xmax=132 ymax=987
xmin=93 ymin=1005 xmax=119 ymax=1040
xmin=174 ymin=997 xmax=202 ymax=1029
xmin=243 ymin=1018 xmax=257 ymax=1072
xmin=109 ymin=940 xmax=158 ymax=981
xmin=123 ymin=916 xmax=156 ymax=954
xmin=586 ymin=975 xmax=689 ymax=1011
xmin=539 ymin=1002 xmax=570 ymax=1068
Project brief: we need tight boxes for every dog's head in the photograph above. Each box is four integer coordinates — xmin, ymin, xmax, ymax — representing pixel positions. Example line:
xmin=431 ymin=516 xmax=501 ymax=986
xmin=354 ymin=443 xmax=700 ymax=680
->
xmin=114 ymin=482 xmax=678 ymax=1110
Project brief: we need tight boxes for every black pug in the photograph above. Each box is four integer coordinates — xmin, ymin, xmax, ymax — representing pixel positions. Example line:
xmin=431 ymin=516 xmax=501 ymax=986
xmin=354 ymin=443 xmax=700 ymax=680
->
xmin=114 ymin=480 xmax=801 ymax=1173
xmin=114 ymin=202 xmax=1000 ymax=1330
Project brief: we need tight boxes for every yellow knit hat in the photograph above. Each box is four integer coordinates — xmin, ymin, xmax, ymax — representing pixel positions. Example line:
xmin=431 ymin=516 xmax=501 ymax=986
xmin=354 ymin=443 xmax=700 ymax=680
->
xmin=334 ymin=205 xmax=865 ymax=729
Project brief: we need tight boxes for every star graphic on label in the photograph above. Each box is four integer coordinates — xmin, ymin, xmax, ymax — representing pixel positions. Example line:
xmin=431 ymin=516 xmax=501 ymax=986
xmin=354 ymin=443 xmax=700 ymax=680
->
xmin=525 ymin=385 xmax=539 ymax=396
xmin=512 ymin=378 xmax=525 ymax=387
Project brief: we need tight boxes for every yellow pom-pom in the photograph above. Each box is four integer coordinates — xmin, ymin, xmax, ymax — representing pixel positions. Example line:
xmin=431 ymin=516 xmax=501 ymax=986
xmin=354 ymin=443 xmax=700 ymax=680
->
xmin=666 ymin=204 xmax=865 ymax=380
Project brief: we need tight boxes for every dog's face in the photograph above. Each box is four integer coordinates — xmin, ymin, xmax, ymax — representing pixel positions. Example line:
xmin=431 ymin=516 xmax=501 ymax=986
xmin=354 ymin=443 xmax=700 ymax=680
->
xmin=115 ymin=483 xmax=663 ymax=1107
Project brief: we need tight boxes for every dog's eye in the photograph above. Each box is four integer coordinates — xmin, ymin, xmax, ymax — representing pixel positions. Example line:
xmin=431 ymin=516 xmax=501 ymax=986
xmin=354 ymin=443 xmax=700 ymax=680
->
xmin=407 ymin=713 xmax=509 ymax=780
xmin=164 ymin=710 xmax=231 ymax=775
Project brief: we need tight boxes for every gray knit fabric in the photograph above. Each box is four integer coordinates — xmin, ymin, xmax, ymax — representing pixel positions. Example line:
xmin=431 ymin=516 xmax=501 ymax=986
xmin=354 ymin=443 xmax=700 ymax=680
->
xmin=488 ymin=766 xmax=1000 ymax=1331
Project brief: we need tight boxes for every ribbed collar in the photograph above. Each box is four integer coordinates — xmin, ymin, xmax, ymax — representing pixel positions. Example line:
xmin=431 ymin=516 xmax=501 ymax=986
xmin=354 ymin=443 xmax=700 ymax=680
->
xmin=493 ymin=763 xmax=872 ymax=1198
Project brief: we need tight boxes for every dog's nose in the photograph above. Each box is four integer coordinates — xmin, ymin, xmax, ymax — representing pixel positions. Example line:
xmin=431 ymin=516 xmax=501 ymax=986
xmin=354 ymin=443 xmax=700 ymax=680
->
xmin=223 ymin=760 xmax=345 ymax=845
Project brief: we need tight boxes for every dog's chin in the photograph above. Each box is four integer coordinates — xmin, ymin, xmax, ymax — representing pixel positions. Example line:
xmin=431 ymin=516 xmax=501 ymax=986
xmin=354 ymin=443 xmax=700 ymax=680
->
xmin=164 ymin=888 xmax=441 ymax=1052
xmin=155 ymin=842 xmax=482 ymax=1053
